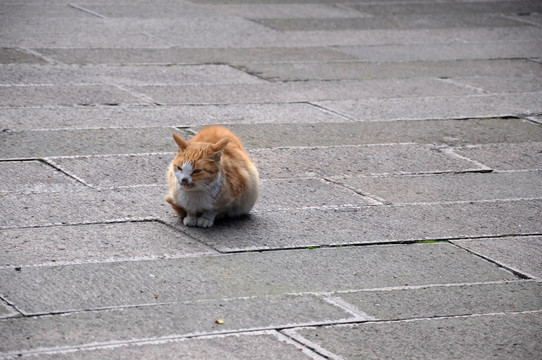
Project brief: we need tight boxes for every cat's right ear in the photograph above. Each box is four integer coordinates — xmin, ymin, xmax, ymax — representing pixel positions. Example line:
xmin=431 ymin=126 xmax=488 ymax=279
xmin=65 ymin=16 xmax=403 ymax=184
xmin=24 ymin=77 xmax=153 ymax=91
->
xmin=173 ymin=133 xmax=188 ymax=151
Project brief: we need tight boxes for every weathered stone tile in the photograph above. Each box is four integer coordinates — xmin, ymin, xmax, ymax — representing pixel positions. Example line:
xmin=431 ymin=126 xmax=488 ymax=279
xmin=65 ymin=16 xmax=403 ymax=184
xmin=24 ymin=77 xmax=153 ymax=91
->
xmin=349 ymin=1 xmax=542 ymax=16
xmin=0 ymin=48 xmax=46 ymax=64
xmin=288 ymin=312 xmax=542 ymax=360
xmin=0 ymin=127 xmax=177 ymax=159
xmin=0 ymin=244 xmax=517 ymax=314
xmin=0 ymin=161 xmax=81 ymax=193
xmin=0 ymin=295 xmax=349 ymax=354
xmin=1 ymin=221 xmax=216 ymax=267
xmin=49 ymin=154 xmax=172 ymax=189
xmin=338 ymin=171 xmax=542 ymax=205
xmin=207 ymin=118 xmax=542 ymax=148
xmin=0 ymin=186 xmax=168 ymax=229
xmin=335 ymin=282 xmax=542 ymax=321
xmin=451 ymin=75 xmax=542 ymax=94
xmin=180 ymin=200 xmax=542 ymax=252
xmin=0 ymin=299 xmax=19 ymax=319
xmin=203 ymin=3 xmax=358 ymax=19
xmin=0 ymin=103 xmax=342 ymax=130
xmin=0 ymin=64 xmax=264 ymax=86
xmin=33 ymin=331 xmax=319 ymax=360
xmin=255 ymin=178 xmax=371 ymax=211
xmin=35 ymin=46 xmax=357 ymax=65
xmin=253 ymin=14 xmax=524 ymax=31
xmin=250 ymin=144 xmax=486 ymax=179
xmin=315 ymin=93 xmax=542 ymax=121
xmin=335 ymin=41 xmax=542 ymax=62
xmin=237 ymin=59 xmax=542 ymax=82
xmin=128 ymin=78 xmax=476 ymax=105
xmin=0 ymin=85 xmax=150 ymax=107
xmin=453 ymin=143 xmax=542 ymax=171
xmin=452 ymin=236 xmax=542 ymax=279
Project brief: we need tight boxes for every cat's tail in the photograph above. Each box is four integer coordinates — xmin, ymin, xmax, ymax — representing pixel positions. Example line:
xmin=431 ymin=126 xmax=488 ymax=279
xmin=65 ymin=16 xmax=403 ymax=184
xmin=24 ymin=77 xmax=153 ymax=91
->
xmin=165 ymin=195 xmax=187 ymax=219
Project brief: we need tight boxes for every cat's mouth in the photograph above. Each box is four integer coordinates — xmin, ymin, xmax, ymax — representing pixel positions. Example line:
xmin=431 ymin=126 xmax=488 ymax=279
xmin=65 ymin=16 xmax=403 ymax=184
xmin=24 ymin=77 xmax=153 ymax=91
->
xmin=182 ymin=182 xmax=196 ymax=189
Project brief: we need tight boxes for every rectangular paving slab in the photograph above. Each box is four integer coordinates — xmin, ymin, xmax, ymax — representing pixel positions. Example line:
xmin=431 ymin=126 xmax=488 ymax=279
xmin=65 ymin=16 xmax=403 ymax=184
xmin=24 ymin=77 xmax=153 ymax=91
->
xmin=204 ymin=118 xmax=542 ymax=148
xmin=0 ymin=243 xmax=518 ymax=314
xmin=0 ymin=294 xmax=349 ymax=356
xmin=0 ymin=64 xmax=264 ymax=86
xmin=0 ymin=103 xmax=342 ymax=130
xmin=315 ymin=92 xmax=542 ymax=121
xmin=336 ymin=171 xmax=542 ymax=205
xmin=236 ymin=59 xmax=542 ymax=82
xmin=453 ymin=142 xmax=542 ymax=171
xmin=287 ymin=312 xmax=542 ymax=360
xmin=127 ymin=78 xmax=476 ymax=105
xmin=0 ymin=160 xmax=82 ymax=194
xmin=250 ymin=144 xmax=487 ymax=179
xmin=0 ymin=85 xmax=151 ymax=107
xmin=0 ymin=127 xmax=178 ymax=159
xmin=34 ymin=46 xmax=357 ymax=65
xmin=25 ymin=331 xmax=321 ymax=360
xmin=1 ymin=221 xmax=216 ymax=267
xmin=452 ymin=236 xmax=542 ymax=279
xmin=178 ymin=200 xmax=542 ymax=251
xmin=334 ymin=281 xmax=542 ymax=321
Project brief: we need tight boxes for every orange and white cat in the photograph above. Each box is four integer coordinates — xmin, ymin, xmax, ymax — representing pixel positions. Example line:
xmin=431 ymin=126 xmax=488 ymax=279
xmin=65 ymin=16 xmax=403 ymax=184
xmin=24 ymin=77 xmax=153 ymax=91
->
xmin=165 ymin=126 xmax=259 ymax=228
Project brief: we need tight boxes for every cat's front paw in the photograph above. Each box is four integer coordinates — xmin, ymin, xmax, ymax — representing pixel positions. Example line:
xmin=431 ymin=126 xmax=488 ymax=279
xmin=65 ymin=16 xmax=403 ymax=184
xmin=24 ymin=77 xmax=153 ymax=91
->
xmin=183 ymin=216 xmax=198 ymax=227
xmin=197 ymin=216 xmax=214 ymax=228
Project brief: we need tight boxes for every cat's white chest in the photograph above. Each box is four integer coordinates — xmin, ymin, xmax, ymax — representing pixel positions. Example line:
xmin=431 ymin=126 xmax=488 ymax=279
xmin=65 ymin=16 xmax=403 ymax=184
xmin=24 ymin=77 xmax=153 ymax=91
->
xmin=175 ymin=178 xmax=221 ymax=213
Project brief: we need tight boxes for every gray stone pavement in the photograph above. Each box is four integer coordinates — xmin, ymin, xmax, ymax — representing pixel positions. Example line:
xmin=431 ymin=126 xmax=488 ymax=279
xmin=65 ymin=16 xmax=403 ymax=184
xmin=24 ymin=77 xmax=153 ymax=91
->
xmin=1 ymin=0 xmax=541 ymax=358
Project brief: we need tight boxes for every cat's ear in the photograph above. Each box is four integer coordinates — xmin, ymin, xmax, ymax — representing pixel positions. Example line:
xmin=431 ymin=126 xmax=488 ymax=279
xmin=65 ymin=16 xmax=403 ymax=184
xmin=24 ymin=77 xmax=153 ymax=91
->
xmin=209 ymin=138 xmax=230 ymax=161
xmin=173 ymin=133 xmax=188 ymax=151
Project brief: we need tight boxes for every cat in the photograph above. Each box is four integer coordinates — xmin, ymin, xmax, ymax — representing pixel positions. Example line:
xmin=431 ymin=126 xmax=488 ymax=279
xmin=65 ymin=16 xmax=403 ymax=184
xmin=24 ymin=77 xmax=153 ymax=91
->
xmin=165 ymin=126 xmax=260 ymax=228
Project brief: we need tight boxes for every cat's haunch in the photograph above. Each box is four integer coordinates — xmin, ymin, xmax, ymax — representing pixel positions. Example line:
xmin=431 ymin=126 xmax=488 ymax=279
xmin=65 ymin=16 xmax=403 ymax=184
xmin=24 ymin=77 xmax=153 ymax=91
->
xmin=165 ymin=126 xmax=260 ymax=228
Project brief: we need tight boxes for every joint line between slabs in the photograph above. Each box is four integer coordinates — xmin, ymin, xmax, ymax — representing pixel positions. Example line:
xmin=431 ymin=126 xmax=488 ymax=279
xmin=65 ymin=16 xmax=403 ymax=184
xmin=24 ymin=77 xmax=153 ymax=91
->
xmin=68 ymin=3 xmax=106 ymax=19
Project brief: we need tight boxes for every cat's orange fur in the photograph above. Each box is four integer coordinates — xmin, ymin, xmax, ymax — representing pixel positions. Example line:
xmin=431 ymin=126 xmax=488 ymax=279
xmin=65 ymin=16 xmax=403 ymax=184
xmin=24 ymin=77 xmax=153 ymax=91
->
xmin=165 ymin=126 xmax=259 ymax=228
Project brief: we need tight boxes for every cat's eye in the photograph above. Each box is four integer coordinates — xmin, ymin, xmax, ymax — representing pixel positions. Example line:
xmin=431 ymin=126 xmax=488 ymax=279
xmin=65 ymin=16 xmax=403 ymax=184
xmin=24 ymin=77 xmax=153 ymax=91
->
xmin=192 ymin=169 xmax=202 ymax=174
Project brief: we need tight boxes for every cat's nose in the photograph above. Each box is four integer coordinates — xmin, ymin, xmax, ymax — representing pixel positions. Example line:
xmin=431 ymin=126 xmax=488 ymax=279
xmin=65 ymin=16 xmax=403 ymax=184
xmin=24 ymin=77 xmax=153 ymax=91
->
xmin=181 ymin=177 xmax=189 ymax=184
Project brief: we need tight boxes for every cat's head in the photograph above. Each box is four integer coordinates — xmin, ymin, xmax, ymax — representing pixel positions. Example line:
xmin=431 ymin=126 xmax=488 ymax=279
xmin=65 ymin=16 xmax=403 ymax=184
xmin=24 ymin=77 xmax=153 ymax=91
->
xmin=170 ymin=133 xmax=229 ymax=191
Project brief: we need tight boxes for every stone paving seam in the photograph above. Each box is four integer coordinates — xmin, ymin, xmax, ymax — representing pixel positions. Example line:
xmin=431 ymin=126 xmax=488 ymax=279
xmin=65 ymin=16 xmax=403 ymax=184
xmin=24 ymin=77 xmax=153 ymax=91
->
xmin=322 ymin=178 xmax=387 ymax=206
xmin=281 ymin=329 xmax=344 ymax=360
xmin=438 ymin=146 xmax=493 ymax=172
xmin=114 ymin=84 xmax=161 ymax=106
xmin=42 ymin=158 xmax=97 ymax=189
xmin=436 ymin=77 xmax=491 ymax=94
xmin=449 ymin=241 xmax=537 ymax=280
xmin=319 ymin=295 xmax=377 ymax=322
xmin=306 ymin=101 xmax=358 ymax=121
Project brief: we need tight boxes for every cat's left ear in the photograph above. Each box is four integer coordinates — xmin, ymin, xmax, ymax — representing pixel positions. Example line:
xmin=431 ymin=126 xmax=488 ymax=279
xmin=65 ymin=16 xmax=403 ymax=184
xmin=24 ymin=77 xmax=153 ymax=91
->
xmin=209 ymin=138 xmax=230 ymax=161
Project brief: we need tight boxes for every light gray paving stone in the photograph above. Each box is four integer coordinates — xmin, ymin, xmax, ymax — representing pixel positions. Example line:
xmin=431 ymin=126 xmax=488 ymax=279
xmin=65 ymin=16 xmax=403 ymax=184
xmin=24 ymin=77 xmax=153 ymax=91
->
xmin=71 ymin=1 xmax=216 ymax=19
xmin=0 ymin=127 xmax=178 ymax=159
xmin=0 ymin=294 xmax=349 ymax=356
xmin=32 ymin=331 xmax=321 ymax=360
xmin=0 ymin=300 xmax=19 ymax=319
xmin=335 ymin=41 xmax=542 ymax=62
xmin=0 ymin=18 xmax=171 ymax=48
xmin=203 ymin=118 xmax=542 ymax=148
xmin=34 ymin=46 xmax=357 ymax=65
xmin=128 ymin=78 xmax=477 ymax=105
xmin=0 ymin=103 xmax=342 ymax=130
xmin=48 ymin=154 xmax=173 ymax=189
xmin=288 ymin=312 xmax=542 ymax=360
xmin=253 ymin=14 xmax=525 ymax=31
xmin=255 ymin=178 xmax=371 ymax=211
xmin=250 ymin=144 xmax=487 ymax=180
xmin=337 ymin=171 xmax=542 ymax=205
xmin=0 ymin=244 xmax=518 ymax=314
xmin=0 ymin=64 xmax=264 ymax=85
xmin=179 ymin=200 xmax=542 ymax=252
xmin=0 ymin=85 xmax=150 ymax=107
xmin=454 ymin=142 xmax=542 ymax=171
xmin=0 ymin=48 xmax=46 ymax=64
xmin=0 ymin=161 xmax=82 ymax=194
xmin=0 ymin=186 xmax=168 ymax=229
xmin=0 ymin=4 xmax=96 ymax=19
xmin=349 ymin=0 xmax=542 ymax=16
xmin=315 ymin=92 xmax=542 ymax=121
xmin=335 ymin=282 xmax=542 ymax=321
xmin=451 ymin=74 xmax=542 ymax=94
xmin=1 ymin=221 xmax=215 ymax=267
xmin=237 ymin=59 xmax=542 ymax=82
xmin=201 ymin=3 xmax=359 ymax=19
xmin=452 ymin=236 xmax=542 ymax=279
